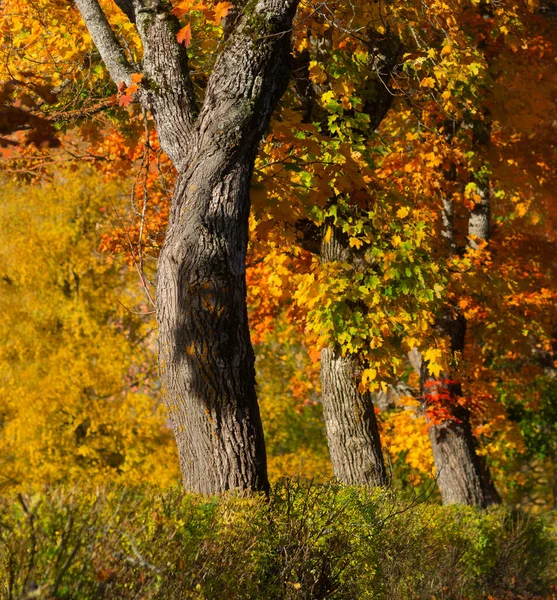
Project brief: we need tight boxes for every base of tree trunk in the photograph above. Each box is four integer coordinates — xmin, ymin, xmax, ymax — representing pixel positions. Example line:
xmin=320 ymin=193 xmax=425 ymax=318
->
xmin=429 ymin=406 xmax=500 ymax=508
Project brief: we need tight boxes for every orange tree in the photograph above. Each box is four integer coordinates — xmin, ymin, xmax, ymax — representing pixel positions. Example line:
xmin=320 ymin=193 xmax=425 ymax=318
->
xmin=245 ymin=0 xmax=557 ymax=504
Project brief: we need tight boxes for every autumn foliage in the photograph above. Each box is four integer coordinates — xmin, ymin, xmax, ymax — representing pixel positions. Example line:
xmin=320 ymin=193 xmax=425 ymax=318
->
xmin=0 ymin=0 xmax=556 ymax=544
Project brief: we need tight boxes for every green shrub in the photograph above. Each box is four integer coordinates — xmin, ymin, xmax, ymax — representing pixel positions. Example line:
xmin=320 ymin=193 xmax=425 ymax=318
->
xmin=0 ymin=481 xmax=555 ymax=599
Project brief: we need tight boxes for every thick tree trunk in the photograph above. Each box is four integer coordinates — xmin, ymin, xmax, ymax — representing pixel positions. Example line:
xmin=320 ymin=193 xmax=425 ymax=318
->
xmin=321 ymin=348 xmax=386 ymax=486
xmin=153 ymin=4 xmax=297 ymax=494
xmin=156 ymin=159 xmax=268 ymax=493
xmin=320 ymin=228 xmax=386 ymax=486
xmin=422 ymin=310 xmax=500 ymax=507
xmin=76 ymin=0 xmax=299 ymax=493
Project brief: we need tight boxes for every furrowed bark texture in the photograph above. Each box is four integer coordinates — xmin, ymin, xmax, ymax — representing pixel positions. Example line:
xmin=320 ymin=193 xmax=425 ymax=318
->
xmin=320 ymin=230 xmax=386 ymax=486
xmin=76 ymin=0 xmax=298 ymax=493
xmin=422 ymin=310 xmax=499 ymax=507
xmin=157 ymin=2 xmax=298 ymax=494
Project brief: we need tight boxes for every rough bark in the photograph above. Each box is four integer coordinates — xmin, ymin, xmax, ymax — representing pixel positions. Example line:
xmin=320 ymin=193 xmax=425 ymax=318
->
xmin=422 ymin=309 xmax=499 ymax=507
xmin=321 ymin=347 xmax=386 ymax=486
xmin=76 ymin=0 xmax=299 ymax=493
xmin=320 ymin=228 xmax=386 ymax=486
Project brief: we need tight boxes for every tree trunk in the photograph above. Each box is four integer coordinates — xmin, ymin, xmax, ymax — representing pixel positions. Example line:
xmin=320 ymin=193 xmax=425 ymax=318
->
xmin=156 ymin=159 xmax=269 ymax=493
xmin=428 ymin=414 xmax=500 ymax=507
xmin=422 ymin=309 xmax=500 ymax=507
xmin=76 ymin=0 xmax=299 ymax=493
xmin=287 ymin=26 xmax=401 ymax=488
xmin=321 ymin=348 xmax=386 ymax=486
xmin=420 ymin=161 xmax=500 ymax=506
xmin=320 ymin=228 xmax=386 ymax=486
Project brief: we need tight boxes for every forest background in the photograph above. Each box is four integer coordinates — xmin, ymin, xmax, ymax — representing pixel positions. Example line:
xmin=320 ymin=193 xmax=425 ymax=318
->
xmin=1 ymin=0 xmax=557 ymax=597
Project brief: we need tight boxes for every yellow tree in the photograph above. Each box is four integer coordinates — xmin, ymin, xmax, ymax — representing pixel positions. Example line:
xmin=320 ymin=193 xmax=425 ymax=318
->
xmin=0 ymin=169 xmax=179 ymax=491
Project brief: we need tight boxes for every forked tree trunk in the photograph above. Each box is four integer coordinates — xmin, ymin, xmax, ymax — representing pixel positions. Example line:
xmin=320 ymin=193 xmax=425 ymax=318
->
xmin=77 ymin=0 xmax=299 ymax=493
xmin=320 ymin=228 xmax=386 ymax=486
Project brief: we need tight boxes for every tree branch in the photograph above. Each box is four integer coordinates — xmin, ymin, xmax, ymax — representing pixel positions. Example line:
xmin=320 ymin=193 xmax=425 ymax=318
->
xmin=195 ymin=0 xmax=299 ymax=163
xmin=132 ymin=0 xmax=198 ymax=164
xmin=74 ymin=0 xmax=133 ymax=86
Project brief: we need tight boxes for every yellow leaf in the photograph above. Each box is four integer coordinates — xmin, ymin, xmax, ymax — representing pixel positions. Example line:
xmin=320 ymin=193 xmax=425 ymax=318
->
xmin=428 ymin=362 xmax=443 ymax=377
xmin=396 ymin=207 xmax=409 ymax=219
xmin=516 ymin=203 xmax=527 ymax=217
xmin=420 ymin=76 xmax=436 ymax=88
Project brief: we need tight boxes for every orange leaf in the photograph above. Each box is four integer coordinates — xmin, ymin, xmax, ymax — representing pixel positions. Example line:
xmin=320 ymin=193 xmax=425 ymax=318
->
xmin=172 ymin=1 xmax=206 ymax=17
xmin=176 ymin=24 xmax=192 ymax=47
xmin=118 ymin=94 xmax=134 ymax=107
xmin=212 ymin=1 xmax=232 ymax=24
xmin=130 ymin=73 xmax=143 ymax=83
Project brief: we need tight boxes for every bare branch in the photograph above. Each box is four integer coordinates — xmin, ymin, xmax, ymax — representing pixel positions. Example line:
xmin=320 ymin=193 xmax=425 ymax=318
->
xmin=74 ymin=0 xmax=134 ymax=86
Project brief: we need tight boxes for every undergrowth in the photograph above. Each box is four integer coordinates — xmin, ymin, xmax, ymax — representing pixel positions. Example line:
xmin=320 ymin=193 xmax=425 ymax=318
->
xmin=0 ymin=480 xmax=555 ymax=599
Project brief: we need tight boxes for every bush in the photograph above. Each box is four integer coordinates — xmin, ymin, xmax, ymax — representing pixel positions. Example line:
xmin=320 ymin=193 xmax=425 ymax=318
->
xmin=0 ymin=481 xmax=555 ymax=599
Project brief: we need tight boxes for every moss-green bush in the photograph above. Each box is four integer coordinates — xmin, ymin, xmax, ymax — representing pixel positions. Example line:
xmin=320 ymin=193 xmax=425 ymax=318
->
xmin=0 ymin=481 xmax=555 ymax=599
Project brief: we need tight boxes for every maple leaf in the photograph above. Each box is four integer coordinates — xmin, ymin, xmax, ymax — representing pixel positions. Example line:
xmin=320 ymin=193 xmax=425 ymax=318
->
xmin=211 ymin=1 xmax=232 ymax=24
xmin=420 ymin=76 xmax=436 ymax=88
xmin=176 ymin=24 xmax=192 ymax=48
xmin=171 ymin=0 xmax=200 ymax=19
xmin=118 ymin=94 xmax=134 ymax=107
xmin=171 ymin=0 xmax=205 ymax=18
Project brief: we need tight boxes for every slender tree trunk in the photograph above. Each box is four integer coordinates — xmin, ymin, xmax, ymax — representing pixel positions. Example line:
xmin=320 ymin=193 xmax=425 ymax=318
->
xmin=76 ymin=0 xmax=299 ymax=493
xmin=320 ymin=228 xmax=386 ymax=486
xmin=321 ymin=348 xmax=386 ymax=486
